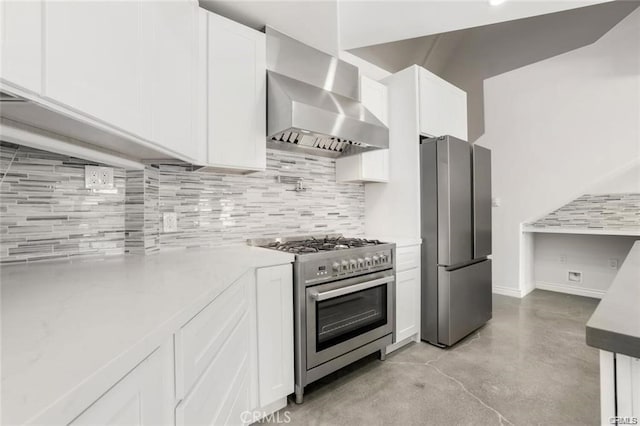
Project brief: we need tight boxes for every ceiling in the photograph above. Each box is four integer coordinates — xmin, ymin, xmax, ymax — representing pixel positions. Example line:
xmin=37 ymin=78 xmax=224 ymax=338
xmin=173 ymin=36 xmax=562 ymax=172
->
xmin=348 ymin=0 xmax=640 ymax=75
xmin=199 ymin=0 xmax=614 ymax=55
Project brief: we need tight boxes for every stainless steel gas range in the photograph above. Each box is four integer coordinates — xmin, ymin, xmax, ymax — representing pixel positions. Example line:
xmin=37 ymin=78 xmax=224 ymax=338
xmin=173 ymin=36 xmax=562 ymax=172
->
xmin=251 ymin=235 xmax=396 ymax=404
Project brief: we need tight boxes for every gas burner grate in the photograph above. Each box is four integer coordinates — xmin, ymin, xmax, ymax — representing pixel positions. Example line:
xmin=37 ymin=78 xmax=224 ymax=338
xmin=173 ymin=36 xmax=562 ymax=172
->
xmin=264 ymin=236 xmax=383 ymax=254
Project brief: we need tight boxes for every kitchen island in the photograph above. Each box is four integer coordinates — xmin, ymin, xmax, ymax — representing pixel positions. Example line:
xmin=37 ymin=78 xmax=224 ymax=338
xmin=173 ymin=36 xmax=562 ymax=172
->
xmin=586 ymin=240 xmax=640 ymax=423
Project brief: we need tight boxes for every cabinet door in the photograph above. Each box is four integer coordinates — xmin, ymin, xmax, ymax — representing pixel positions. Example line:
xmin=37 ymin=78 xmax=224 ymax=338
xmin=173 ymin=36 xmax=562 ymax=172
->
xmin=395 ymin=267 xmax=420 ymax=342
xmin=142 ymin=0 xmax=201 ymax=162
xmin=71 ymin=343 xmax=174 ymax=426
xmin=336 ymin=75 xmax=389 ymax=183
xmin=43 ymin=1 xmax=148 ymax=138
xmin=0 ymin=0 xmax=42 ymax=93
xmin=255 ymin=264 xmax=294 ymax=408
xmin=419 ymin=68 xmax=468 ymax=141
xmin=176 ymin=310 xmax=252 ymax=426
xmin=207 ymin=12 xmax=266 ymax=171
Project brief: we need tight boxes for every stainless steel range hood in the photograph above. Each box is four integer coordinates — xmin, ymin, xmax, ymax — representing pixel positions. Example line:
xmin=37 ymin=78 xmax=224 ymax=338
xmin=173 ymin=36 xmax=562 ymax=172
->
xmin=266 ymin=27 xmax=388 ymax=158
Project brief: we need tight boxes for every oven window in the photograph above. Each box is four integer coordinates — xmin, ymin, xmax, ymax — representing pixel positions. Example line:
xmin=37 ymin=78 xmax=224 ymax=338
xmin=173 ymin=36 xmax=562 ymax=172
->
xmin=315 ymin=284 xmax=387 ymax=351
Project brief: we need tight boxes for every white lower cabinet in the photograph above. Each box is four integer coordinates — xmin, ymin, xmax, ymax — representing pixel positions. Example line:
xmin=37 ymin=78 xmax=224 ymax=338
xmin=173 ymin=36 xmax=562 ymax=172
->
xmin=395 ymin=267 xmax=421 ymax=343
xmin=70 ymin=342 xmax=174 ymax=426
xmin=64 ymin=263 xmax=293 ymax=426
xmin=388 ymin=244 xmax=421 ymax=353
xmin=175 ymin=272 xmax=253 ymax=426
xmin=255 ymin=264 xmax=294 ymax=409
xmin=173 ymin=264 xmax=293 ymax=426
xmin=599 ymin=350 xmax=640 ymax=424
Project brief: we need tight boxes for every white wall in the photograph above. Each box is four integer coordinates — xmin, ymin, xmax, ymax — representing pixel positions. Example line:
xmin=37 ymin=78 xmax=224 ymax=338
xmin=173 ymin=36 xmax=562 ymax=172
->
xmin=476 ymin=8 xmax=640 ymax=294
xmin=533 ymin=234 xmax=638 ymax=298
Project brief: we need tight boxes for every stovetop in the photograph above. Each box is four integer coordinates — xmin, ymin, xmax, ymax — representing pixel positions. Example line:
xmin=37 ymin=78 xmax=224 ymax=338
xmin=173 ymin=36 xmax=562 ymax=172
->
xmin=259 ymin=236 xmax=384 ymax=255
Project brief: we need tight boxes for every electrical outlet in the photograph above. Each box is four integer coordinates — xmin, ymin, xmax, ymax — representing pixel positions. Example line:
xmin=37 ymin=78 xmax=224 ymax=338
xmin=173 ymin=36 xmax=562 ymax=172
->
xmin=568 ymin=271 xmax=582 ymax=283
xmin=85 ymin=166 xmax=114 ymax=189
xmin=560 ymin=255 xmax=567 ymax=264
xmin=608 ymin=258 xmax=619 ymax=270
xmin=163 ymin=212 xmax=178 ymax=233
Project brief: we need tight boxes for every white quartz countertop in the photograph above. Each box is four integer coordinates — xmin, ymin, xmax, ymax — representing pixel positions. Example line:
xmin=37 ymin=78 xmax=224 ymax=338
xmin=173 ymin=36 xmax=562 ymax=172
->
xmin=522 ymin=224 xmax=640 ymax=237
xmin=366 ymin=236 xmax=422 ymax=248
xmin=0 ymin=246 xmax=294 ymax=425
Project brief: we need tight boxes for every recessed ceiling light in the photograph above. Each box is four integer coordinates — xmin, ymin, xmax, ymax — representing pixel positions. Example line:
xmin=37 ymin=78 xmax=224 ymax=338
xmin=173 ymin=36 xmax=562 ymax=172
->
xmin=489 ymin=0 xmax=507 ymax=5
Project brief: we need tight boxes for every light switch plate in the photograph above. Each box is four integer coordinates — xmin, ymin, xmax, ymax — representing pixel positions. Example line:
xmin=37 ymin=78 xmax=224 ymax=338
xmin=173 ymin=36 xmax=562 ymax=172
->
xmin=85 ymin=165 xmax=114 ymax=189
xmin=163 ymin=212 xmax=178 ymax=233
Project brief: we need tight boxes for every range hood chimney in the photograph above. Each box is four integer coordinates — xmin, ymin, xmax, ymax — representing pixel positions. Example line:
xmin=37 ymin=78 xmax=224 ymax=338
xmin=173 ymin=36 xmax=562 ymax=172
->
xmin=266 ymin=27 xmax=389 ymax=158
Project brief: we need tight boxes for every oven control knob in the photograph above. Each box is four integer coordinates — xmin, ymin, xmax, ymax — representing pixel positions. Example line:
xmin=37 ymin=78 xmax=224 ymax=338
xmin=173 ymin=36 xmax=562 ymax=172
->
xmin=332 ymin=262 xmax=340 ymax=272
xmin=364 ymin=257 xmax=372 ymax=266
xmin=357 ymin=258 xmax=364 ymax=267
xmin=350 ymin=259 xmax=357 ymax=269
xmin=373 ymin=255 xmax=380 ymax=265
xmin=341 ymin=260 xmax=349 ymax=270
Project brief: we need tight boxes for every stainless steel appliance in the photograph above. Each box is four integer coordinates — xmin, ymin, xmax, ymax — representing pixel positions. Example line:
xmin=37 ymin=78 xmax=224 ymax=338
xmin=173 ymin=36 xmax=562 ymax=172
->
xmin=420 ymin=135 xmax=492 ymax=347
xmin=251 ymin=235 xmax=395 ymax=404
xmin=265 ymin=27 xmax=389 ymax=158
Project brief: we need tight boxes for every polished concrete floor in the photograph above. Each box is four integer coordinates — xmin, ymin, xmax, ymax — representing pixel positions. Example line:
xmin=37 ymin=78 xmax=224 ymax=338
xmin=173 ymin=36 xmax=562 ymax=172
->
xmin=271 ymin=290 xmax=600 ymax=425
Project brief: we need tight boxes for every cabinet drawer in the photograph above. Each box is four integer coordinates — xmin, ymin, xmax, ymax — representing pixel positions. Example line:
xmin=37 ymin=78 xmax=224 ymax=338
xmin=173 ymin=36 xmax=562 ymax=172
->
xmin=175 ymin=272 xmax=251 ymax=399
xmin=396 ymin=246 xmax=420 ymax=272
xmin=175 ymin=311 xmax=251 ymax=426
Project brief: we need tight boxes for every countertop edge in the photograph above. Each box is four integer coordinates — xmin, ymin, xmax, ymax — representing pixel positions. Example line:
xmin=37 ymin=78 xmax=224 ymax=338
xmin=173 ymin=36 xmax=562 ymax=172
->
xmin=586 ymin=325 xmax=640 ymax=359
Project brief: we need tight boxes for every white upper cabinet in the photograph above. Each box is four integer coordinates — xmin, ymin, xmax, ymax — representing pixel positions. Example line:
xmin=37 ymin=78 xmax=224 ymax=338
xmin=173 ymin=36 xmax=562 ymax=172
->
xmin=419 ymin=68 xmax=468 ymax=141
xmin=336 ymin=75 xmax=389 ymax=183
xmin=43 ymin=1 xmax=149 ymax=139
xmin=0 ymin=0 xmax=42 ymax=94
xmin=8 ymin=0 xmax=203 ymax=163
xmin=142 ymin=1 xmax=201 ymax=162
xmin=203 ymin=10 xmax=267 ymax=172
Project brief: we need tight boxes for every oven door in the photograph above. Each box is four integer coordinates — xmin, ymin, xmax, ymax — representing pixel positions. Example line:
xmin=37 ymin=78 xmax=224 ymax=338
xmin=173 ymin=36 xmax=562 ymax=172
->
xmin=306 ymin=271 xmax=394 ymax=369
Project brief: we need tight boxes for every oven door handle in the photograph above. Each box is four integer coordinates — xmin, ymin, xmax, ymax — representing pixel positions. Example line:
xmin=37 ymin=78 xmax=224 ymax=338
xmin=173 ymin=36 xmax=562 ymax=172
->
xmin=310 ymin=276 xmax=395 ymax=301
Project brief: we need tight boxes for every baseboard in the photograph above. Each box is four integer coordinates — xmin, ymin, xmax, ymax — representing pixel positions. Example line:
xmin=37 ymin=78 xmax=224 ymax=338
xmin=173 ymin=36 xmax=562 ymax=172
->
xmin=535 ymin=281 xmax=605 ymax=299
xmin=386 ymin=333 xmax=420 ymax=354
xmin=492 ymin=285 xmax=524 ymax=298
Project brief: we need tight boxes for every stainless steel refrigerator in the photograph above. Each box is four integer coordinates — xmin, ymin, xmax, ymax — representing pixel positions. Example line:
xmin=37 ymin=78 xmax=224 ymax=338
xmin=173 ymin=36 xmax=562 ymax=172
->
xmin=420 ymin=135 xmax=492 ymax=347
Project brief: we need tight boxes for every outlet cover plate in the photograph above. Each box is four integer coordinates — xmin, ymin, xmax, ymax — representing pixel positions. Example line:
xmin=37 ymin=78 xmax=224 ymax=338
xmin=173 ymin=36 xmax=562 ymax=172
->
xmin=163 ymin=212 xmax=178 ymax=233
xmin=568 ymin=270 xmax=582 ymax=283
xmin=85 ymin=166 xmax=114 ymax=189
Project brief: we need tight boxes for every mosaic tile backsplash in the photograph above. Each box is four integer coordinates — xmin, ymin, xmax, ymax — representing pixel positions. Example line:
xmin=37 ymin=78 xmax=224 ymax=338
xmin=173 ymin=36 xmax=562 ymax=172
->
xmin=0 ymin=142 xmax=365 ymax=263
xmin=530 ymin=193 xmax=640 ymax=232
xmin=0 ymin=142 xmax=127 ymax=264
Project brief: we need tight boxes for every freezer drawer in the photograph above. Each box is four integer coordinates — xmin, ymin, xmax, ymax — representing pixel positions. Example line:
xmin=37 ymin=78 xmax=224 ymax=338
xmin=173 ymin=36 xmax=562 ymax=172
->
xmin=438 ymin=259 xmax=492 ymax=346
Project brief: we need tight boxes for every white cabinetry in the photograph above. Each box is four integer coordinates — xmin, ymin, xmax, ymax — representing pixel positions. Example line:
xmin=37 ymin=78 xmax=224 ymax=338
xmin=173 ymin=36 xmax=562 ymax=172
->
xmin=1 ymin=0 xmax=203 ymax=164
xmin=142 ymin=1 xmax=200 ymax=162
xmin=200 ymin=10 xmax=267 ymax=172
xmin=0 ymin=0 xmax=42 ymax=94
xmin=255 ymin=264 xmax=294 ymax=410
xmin=336 ymin=75 xmax=389 ymax=183
xmin=419 ymin=68 xmax=468 ymax=141
xmin=389 ymin=244 xmax=421 ymax=352
xmin=599 ymin=350 xmax=640 ymax=424
xmin=175 ymin=272 xmax=253 ymax=426
xmin=71 ymin=343 xmax=174 ymax=426
xmin=43 ymin=1 xmax=149 ymax=139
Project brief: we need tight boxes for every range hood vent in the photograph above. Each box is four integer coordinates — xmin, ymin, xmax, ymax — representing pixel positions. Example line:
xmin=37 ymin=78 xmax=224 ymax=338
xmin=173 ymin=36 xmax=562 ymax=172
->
xmin=266 ymin=28 xmax=388 ymax=158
